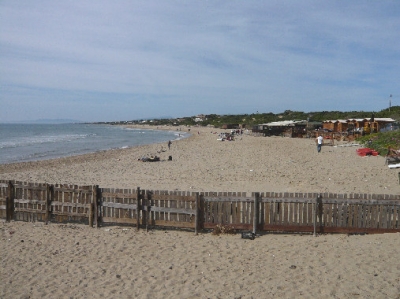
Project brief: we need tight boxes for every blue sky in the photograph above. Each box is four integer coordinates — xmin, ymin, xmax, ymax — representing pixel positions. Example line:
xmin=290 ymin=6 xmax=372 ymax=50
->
xmin=1 ymin=1 xmax=399 ymax=122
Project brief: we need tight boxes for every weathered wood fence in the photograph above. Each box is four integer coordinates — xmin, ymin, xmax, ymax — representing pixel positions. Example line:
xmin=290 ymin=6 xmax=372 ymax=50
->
xmin=0 ymin=181 xmax=201 ymax=233
xmin=1 ymin=180 xmax=399 ymax=234
xmin=203 ymin=192 xmax=400 ymax=234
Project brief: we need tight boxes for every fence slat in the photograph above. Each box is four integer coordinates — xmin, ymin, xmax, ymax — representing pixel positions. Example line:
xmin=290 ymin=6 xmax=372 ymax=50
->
xmin=2 ymin=181 xmax=400 ymax=234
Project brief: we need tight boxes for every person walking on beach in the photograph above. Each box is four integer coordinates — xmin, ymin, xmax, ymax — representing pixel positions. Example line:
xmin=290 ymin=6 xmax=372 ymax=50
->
xmin=168 ymin=140 xmax=172 ymax=150
xmin=316 ymin=134 xmax=323 ymax=153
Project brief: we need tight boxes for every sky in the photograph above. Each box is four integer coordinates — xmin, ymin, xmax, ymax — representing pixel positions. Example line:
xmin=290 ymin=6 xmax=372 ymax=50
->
xmin=1 ymin=1 xmax=399 ymax=123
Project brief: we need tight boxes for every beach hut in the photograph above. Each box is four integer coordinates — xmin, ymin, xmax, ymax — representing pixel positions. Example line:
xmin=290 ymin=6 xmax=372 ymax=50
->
xmin=323 ymin=120 xmax=350 ymax=132
xmin=257 ymin=120 xmax=308 ymax=137
xmin=221 ymin=124 xmax=239 ymax=130
xmin=323 ymin=118 xmax=396 ymax=134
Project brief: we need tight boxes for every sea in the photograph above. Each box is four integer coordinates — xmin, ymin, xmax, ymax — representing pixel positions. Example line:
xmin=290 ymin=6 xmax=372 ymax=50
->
xmin=0 ymin=123 xmax=188 ymax=165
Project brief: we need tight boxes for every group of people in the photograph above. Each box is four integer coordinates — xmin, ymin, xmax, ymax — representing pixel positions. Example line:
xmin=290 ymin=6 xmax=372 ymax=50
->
xmin=137 ymin=140 xmax=172 ymax=162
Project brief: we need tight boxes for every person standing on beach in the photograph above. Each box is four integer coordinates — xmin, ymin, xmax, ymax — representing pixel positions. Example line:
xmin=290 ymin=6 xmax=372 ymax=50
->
xmin=316 ymin=135 xmax=323 ymax=153
xmin=168 ymin=140 xmax=172 ymax=150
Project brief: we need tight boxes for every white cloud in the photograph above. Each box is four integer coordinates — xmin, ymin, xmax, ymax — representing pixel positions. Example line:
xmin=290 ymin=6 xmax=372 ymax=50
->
xmin=1 ymin=0 xmax=399 ymax=122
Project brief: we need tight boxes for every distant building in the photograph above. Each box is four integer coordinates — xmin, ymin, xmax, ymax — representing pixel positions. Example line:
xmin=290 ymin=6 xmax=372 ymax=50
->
xmin=322 ymin=119 xmax=349 ymax=132
xmin=221 ymin=124 xmax=240 ymax=129
xmin=194 ymin=114 xmax=206 ymax=123
xmin=253 ymin=120 xmax=310 ymax=137
xmin=323 ymin=118 xmax=395 ymax=133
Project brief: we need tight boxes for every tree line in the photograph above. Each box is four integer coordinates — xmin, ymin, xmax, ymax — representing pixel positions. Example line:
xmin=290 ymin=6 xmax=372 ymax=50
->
xmin=137 ymin=106 xmax=400 ymax=128
xmin=100 ymin=106 xmax=400 ymax=129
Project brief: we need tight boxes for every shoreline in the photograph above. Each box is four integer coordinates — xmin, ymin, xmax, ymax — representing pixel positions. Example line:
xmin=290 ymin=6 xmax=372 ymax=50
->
xmin=0 ymin=123 xmax=189 ymax=166
xmin=0 ymin=125 xmax=194 ymax=174
xmin=0 ymin=125 xmax=399 ymax=195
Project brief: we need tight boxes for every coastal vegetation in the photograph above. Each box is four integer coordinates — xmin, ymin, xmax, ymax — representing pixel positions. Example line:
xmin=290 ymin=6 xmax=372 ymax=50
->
xmin=103 ymin=106 xmax=400 ymax=128
xmin=192 ymin=106 xmax=400 ymax=128
xmin=357 ymin=130 xmax=400 ymax=155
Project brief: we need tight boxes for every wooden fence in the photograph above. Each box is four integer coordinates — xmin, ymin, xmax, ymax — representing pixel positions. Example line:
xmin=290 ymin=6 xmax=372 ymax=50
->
xmin=1 ymin=180 xmax=400 ymax=234
xmin=203 ymin=192 xmax=400 ymax=234
xmin=98 ymin=187 xmax=199 ymax=232
xmin=0 ymin=181 xmax=200 ymax=232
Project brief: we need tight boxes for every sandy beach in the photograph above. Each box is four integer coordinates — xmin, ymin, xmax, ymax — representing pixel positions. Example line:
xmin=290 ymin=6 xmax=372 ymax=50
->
xmin=1 ymin=125 xmax=400 ymax=299
xmin=1 ymin=221 xmax=399 ymax=299
xmin=1 ymin=125 xmax=399 ymax=195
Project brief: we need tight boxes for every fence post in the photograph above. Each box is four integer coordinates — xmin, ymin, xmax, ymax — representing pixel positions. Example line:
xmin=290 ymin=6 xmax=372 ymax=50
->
xmin=136 ymin=187 xmax=141 ymax=231
xmin=317 ymin=194 xmax=323 ymax=234
xmin=88 ymin=202 xmax=93 ymax=227
xmin=145 ymin=191 xmax=152 ymax=232
xmin=253 ymin=193 xmax=260 ymax=235
xmin=313 ymin=196 xmax=317 ymax=237
xmin=92 ymin=185 xmax=99 ymax=228
xmin=45 ymin=184 xmax=54 ymax=224
xmin=142 ymin=190 xmax=147 ymax=230
xmin=313 ymin=194 xmax=322 ymax=237
xmin=195 ymin=193 xmax=199 ymax=235
xmin=199 ymin=194 xmax=205 ymax=231
xmin=45 ymin=184 xmax=49 ymax=223
xmin=6 ymin=181 xmax=15 ymax=222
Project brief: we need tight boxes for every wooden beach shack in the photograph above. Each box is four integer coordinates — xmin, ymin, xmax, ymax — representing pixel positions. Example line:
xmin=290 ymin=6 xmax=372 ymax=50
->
xmin=221 ymin=124 xmax=240 ymax=130
xmin=322 ymin=119 xmax=349 ymax=133
xmin=253 ymin=120 xmax=309 ymax=137
xmin=323 ymin=118 xmax=395 ymax=134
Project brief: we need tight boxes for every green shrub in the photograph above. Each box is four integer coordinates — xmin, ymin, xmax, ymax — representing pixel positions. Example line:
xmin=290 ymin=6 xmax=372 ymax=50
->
xmin=356 ymin=130 xmax=400 ymax=156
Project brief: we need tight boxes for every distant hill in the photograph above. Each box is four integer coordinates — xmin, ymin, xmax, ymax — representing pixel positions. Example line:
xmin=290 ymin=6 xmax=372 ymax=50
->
xmin=111 ymin=106 xmax=400 ymax=129
xmin=3 ymin=119 xmax=82 ymax=124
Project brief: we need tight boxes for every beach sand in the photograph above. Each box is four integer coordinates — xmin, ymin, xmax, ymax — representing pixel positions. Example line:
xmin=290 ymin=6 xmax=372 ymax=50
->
xmin=1 ymin=221 xmax=399 ymax=299
xmin=1 ymin=125 xmax=400 ymax=298
xmin=1 ymin=125 xmax=399 ymax=195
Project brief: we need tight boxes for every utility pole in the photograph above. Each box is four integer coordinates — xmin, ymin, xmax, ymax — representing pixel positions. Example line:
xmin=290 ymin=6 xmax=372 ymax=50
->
xmin=389 ymin=94 xmax=392 ymax=112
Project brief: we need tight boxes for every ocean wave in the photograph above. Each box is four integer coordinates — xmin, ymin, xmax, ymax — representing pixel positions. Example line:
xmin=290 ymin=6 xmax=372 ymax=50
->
xmin=0 ymin=124 xmax=188 ymax=164
xmin=0 ymin=134 xmax=90 ymax=149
